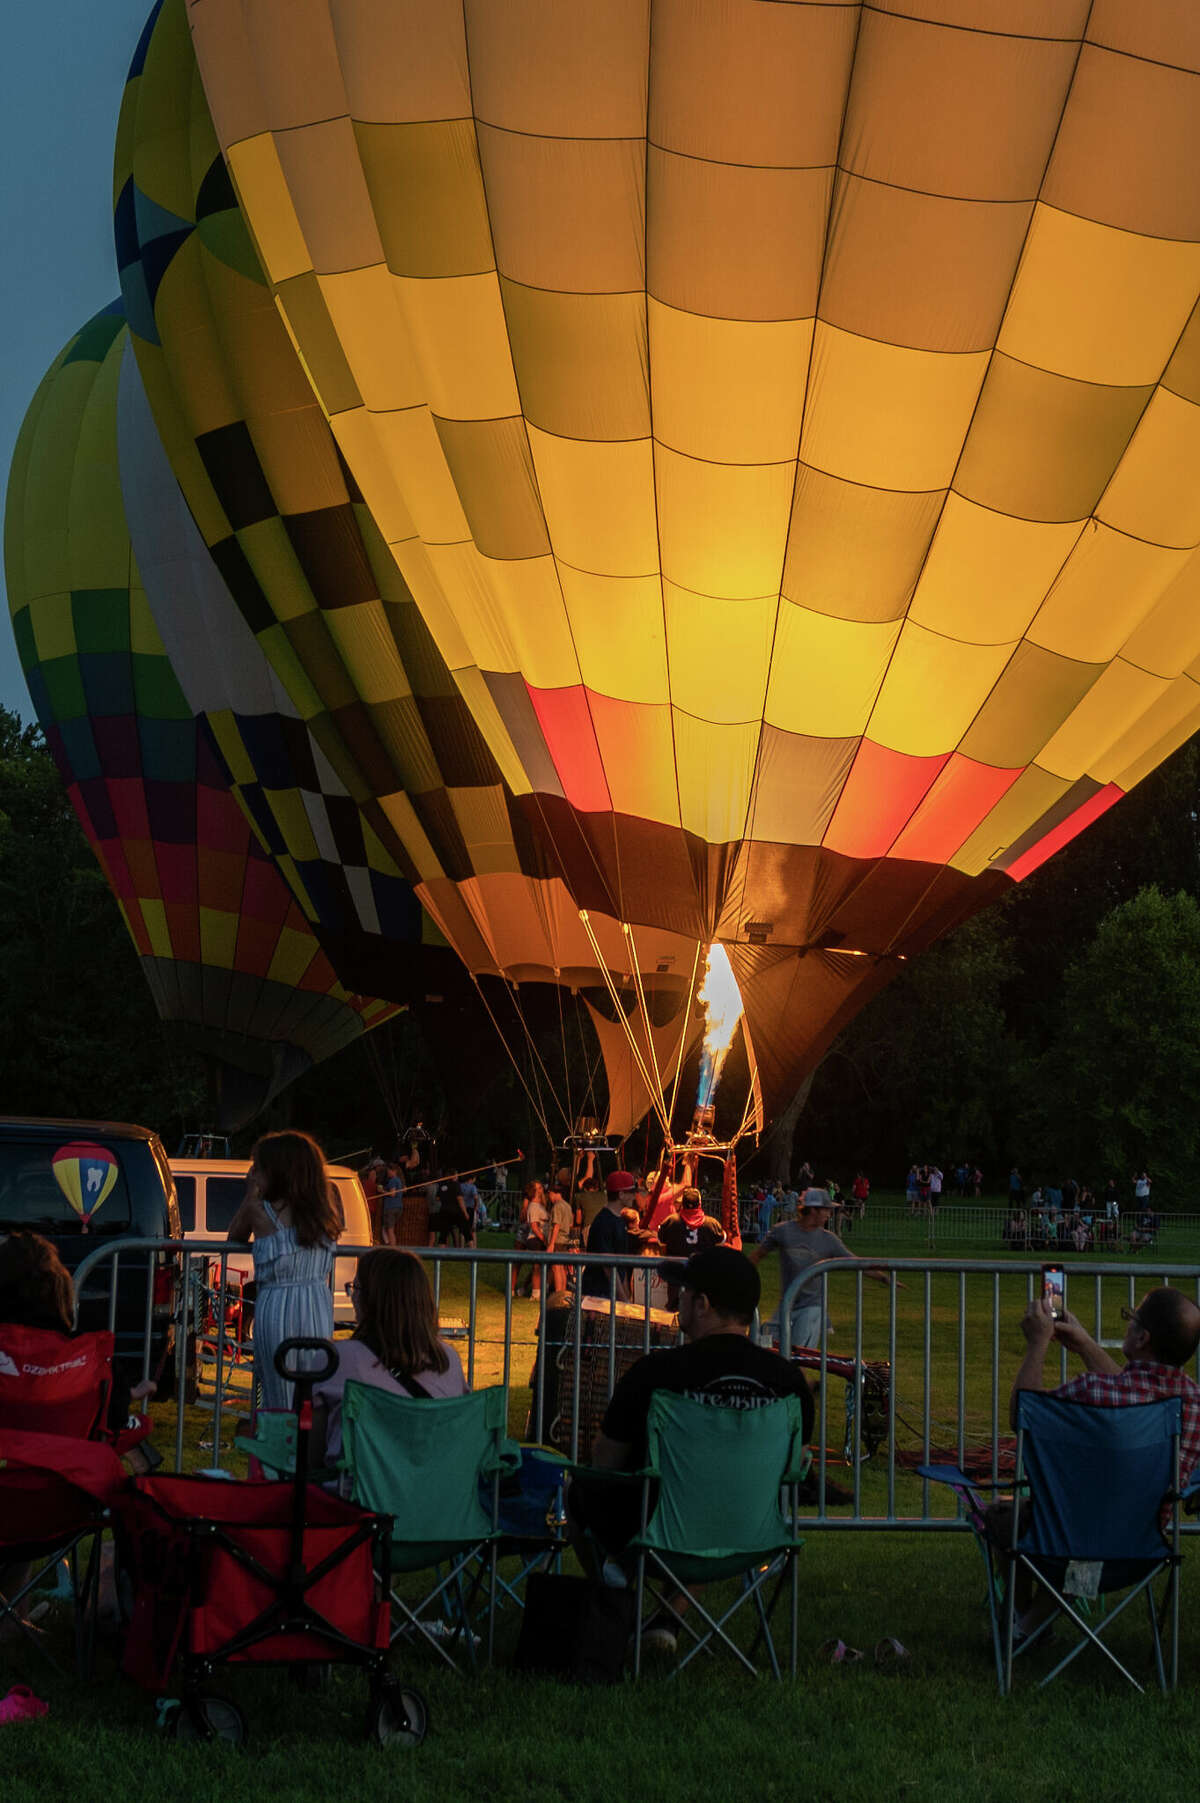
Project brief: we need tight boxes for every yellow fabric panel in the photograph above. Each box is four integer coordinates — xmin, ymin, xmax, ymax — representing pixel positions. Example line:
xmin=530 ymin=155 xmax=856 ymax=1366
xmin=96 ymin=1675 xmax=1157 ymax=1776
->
xmin=354 ymin=120 xmax=493 ymax=279
xmin=956 ymin=355 xmax=1152 ymax=524
xmin=801 ymin=324 xmax=988 ymax=492
xmin=500 ymin=283 xmax=650 ymax=442
xmin=672 ymin=713 xmax=759 ymax=845
xmin=1120 ymin=556 xmax=1200 ymax=679
xmin=909 ymin=495 xmax=1082 ymax=643
xmin=267 ymin=925 xmax=322 ymax=990
xmin=334 ymin=411 xmax=419 ymax=546
xmin=475 ymin=124 xmax=645 ymax=295
xmin=140 ymin=898 xmax=173 ymax=962
xmin=1037 ymin=659 xmax=1169 ymax=784
xmin=362 ymin=407 xmax=469 ymax=543
xmin=423 ymin=541 xmax=543 ymax=680
xmin=561 ymin=567 xmax=665 ymax=705
xmin=198 ymin=907 xmax=240 ymax=972
xmin=255 ymin=625 xmax=325 ymax=721
xmin=30 ymin=594 xmax=76 ymax=664
xmin=650 ymin=0 xmax=855 ymax=167
xmin=226 ymin=134 xmax=314 ymax=284
xmin=360 ymin=813 xmax=404 ymax=879
xmin=447 ymin=666 xmax=532 ymax=798
xmin=766 ymin=607 xmax=900 ymax=739
xmin=1165 ymin=299 xmax=1200 ymax=406
xmin=466 ymin=0 xmax=649 ymax=138
xmin=1110 ymin=677 xmax=1200 ymax=792
xmin=315 ymin=268 xmax=422 ymax=411
xmin=397 ymin=274 xmax=520 ymax=421
xmin=376 ymin=791 xmax=445 ymax=882
xmin=21 ymin=365 xmax=93 ymax=595
xmin=1027 ymin=527 xmax=1191 ymax=664
xmin=868 ymin=624 xmax=1012 ymax=758
xmin=998 ymin=206 xmax=1200 ymax=388
xmin=127 ymin=586 xmax=165 ymax=659
xmin=248 ymin=405 xmax=351 ymax=521
xmin=127 ymin=337 xmax=233 ymax=544
xmin=527 ymin=427 xmax=658 ymax=578
xmin=240 ymin=0 xmax=347 ymax=133
xmin=273 ymin=854 xmax=317 ymax=921
xmin=592 ymin=701 xmax=679 ymax=826
xmin=273 ymin=117 xmax=384 ymax=274
xmin=152 ymin=240 xmax=242 ymax=437
xmin=130 ymin=0 xmax=195 ymax=220
xmin=648 ymin=301 xmax=812 ymax=465
xmin=236 ymin=518 xmax=316 ymax=623
xmin=274 ymin=276 xmax=362 ymax=418
xmin=951 ymin=766 xmax=1071 ymax=877
xmin=958 ymin=641 xmax=1100 ymax=768
xmin=1097 ymin=389 xmax=1200 ymax=549
xmin=322 ymin=601 xmax=414 ymax=706
xmin=434 ymin=416 xmax=549 ymax=560
xmin=655 ymin=449 xmax=794 ymax=600
xmin=387 ymin=536 xmax=475 ymax=671
xmin=261 ymin=787 xmax=320 ymax=863
xmin=208 ymin=711 xmax=255 ymax=785
xmin=73 ymin=354 xmax=137 ymax=584
xmin=446 ymin=784 xmax=518 ymax=876
xmin=664 ymin=585 xmax=774 ymax=726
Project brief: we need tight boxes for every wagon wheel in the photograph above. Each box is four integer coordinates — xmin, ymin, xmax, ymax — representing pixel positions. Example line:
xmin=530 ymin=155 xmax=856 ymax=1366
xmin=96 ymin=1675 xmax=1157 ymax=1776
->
xmin=174 ymin=1695 xmax=247 ymax=1745
xmin=366 ymin=1682 xmax=428 ymax=1748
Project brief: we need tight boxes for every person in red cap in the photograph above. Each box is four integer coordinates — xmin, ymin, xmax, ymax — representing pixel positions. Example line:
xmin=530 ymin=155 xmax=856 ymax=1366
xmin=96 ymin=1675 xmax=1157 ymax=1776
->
xmin=582 ymin=1170 xmax=635 ymax=1300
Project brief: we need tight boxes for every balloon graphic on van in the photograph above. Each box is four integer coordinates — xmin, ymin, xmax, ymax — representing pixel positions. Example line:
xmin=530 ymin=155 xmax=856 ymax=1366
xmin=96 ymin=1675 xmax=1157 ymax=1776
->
xmin=51 ymin=1142 xmax=119 ymax=1229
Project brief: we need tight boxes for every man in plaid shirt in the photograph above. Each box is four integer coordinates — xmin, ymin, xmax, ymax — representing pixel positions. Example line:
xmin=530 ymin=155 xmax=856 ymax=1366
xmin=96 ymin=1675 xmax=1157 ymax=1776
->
xmin=1002 ymin=1285 xmax=1200 ymax=1639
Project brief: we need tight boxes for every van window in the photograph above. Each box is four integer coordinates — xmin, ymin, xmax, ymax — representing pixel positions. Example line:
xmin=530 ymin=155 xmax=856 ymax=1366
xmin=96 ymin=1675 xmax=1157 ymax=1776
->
xmin=204 ymin=1177 xmax=248 ymax=1233
xmin=0 ymin=1138 xmax=133 ymax=1237
xmin=174 ymin=1174 xmax=196 ymax=1232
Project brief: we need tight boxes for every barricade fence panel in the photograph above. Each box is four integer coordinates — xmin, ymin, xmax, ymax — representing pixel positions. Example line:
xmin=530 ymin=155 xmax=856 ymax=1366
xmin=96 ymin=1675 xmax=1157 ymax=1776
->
xmin=72 ymin=1241 xmax=1200 ymax=1532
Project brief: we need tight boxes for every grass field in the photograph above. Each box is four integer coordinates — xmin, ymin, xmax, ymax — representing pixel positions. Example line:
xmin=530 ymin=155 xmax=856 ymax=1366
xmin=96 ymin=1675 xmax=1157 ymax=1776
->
xmin=4 ymin=1211 xmax=1200 ymax=1799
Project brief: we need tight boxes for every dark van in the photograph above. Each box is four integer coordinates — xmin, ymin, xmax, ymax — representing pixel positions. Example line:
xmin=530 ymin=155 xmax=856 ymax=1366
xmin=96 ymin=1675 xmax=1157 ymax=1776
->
xmin=0 ymin=1117 xmax=181 ymax=1369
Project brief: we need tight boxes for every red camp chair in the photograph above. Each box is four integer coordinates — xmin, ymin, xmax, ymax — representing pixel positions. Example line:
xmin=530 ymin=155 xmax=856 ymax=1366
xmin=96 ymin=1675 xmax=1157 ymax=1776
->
xmin=0 ymin=1325 xmax=150 ymax=1673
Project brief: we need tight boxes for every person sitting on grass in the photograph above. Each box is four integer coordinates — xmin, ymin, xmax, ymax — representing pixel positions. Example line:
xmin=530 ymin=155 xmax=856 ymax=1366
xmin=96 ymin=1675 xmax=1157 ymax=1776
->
xmin=996 ymin=1286 xmax=1200 ymax=1643
xmin=567 ymin=1247 xmax=814 ymax=1656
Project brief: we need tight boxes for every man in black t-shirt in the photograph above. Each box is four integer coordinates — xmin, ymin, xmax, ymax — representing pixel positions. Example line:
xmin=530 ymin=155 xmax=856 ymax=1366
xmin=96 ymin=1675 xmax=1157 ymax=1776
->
xmin=569 ymin=1247 xmax=814 ymax=1603
xmin=656 ymin=1187 xmax=724 ymax=1305
xmin=430 ymin=1171 xmax=470 ymax=1246
xmin=581 ymin=1170 xmax=635 ymax=1298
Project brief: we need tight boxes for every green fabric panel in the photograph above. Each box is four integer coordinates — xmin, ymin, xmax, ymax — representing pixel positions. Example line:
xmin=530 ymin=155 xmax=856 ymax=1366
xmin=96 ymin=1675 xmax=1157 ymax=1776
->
xmin=10 ymin=607 xmax=36 ymax=671
xmin=196 ymin=210 xmax=267 ymax=286
xmin=39 ymin=656 xmax=89 ymax=720
xmin=131 ymin=651 xmax=192 ymax=720
xmin=72 ymin=589 xmax=132 ymax=655
xmin=61 ymin=307 xmax=126 ymax=367
xmin=633 ymin=1390 xmax=807 ymax=1567
xmin=340 ymin=1379 xmax=518 ymax=1553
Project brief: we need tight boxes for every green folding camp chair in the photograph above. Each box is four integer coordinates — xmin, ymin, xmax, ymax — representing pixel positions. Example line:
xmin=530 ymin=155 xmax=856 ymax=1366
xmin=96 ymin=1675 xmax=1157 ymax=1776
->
xmin=338 ymin=1380 xmax=521 ymax=1670
xmin=629 ymin=1390 xmax=810 ymax=1678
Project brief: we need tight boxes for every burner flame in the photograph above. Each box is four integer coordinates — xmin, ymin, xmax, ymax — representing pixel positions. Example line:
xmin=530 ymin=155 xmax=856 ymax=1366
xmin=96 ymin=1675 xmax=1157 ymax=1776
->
xmin=696 ymin=944 xmax=744 ymax=1110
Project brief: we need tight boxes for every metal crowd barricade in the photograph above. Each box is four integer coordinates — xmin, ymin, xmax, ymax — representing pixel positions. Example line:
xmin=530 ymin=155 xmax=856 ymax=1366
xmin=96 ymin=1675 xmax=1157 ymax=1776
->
xmin=779 ymin=1256 xmax=1200 ymax=1532
xmin=73 ymin=1240 xmax=1200 ymax=1534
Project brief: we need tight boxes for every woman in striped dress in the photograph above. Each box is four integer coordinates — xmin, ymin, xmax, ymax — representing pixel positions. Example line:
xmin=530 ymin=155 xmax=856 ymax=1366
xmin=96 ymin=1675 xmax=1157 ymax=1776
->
xmin=227 ymin=1131 xmax=342 ymax=1410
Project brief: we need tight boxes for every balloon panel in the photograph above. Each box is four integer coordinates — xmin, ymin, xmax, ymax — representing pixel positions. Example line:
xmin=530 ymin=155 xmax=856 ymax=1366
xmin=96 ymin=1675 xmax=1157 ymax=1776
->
xmin=51 ymin=1141 xmax=119 ymax=1219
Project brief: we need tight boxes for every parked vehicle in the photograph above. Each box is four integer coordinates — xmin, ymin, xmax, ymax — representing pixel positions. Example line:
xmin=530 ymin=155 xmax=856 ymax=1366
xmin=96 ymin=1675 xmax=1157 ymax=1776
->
xmin=169 ymin=1158 xmax=372 ymax=1326
xmin=0 ymin=1117 xmax=181 ymax=1368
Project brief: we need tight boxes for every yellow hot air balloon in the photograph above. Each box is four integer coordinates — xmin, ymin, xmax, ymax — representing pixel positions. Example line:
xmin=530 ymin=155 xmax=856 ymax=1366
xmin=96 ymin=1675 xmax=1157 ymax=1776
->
xmin=178 ymin=4 xmax=1200 ymax=1117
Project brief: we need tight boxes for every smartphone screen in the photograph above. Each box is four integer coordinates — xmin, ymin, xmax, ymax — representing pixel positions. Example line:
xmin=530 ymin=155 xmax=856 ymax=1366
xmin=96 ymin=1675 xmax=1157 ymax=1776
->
xmin=1041 ymin=1264 xmax=1065 ymax=1321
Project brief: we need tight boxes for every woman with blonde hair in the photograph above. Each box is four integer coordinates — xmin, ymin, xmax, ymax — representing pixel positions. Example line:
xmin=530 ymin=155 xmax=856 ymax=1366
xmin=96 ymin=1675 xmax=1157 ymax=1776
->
xmin=313 ymin=1249 xmax=466 ymax=1462
xmin=227 ymin=1130 xmax=342 ymax=1409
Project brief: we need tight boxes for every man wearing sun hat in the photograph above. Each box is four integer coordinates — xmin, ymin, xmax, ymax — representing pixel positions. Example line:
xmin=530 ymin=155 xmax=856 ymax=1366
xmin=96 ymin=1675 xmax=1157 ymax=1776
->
xmin=751 ymin=1187 xmax=891 ymax=1349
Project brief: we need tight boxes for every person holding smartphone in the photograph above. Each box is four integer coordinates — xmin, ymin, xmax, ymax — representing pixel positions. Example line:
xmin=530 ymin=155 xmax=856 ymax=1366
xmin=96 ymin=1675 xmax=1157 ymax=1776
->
xmin=996 ymin=1286 xmax=1200 ymax=1641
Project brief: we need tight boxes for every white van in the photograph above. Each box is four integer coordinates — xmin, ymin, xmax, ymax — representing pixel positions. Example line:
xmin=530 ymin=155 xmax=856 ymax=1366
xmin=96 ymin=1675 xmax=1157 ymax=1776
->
xmin=170 ymin=1157 xmax=372 ymax=1326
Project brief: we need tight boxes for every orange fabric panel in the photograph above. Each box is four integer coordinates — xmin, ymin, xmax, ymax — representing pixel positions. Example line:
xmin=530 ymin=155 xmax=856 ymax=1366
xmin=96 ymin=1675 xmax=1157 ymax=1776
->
xmin=890 ymin=755 xmax=1022 ymax=865
xmin=822 ymin=739 xmax=949 ymax=860
xmin=1005 ymin=783 xmax=1124 ymax=883
xmin=525 ymin=683 xmax=612 ymax=814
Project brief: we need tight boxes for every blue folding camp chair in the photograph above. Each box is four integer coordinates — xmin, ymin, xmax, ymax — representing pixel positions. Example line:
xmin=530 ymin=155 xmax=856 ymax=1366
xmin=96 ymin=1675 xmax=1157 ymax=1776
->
xmin=922 ymin=1394 xmax=1183 ymax=1694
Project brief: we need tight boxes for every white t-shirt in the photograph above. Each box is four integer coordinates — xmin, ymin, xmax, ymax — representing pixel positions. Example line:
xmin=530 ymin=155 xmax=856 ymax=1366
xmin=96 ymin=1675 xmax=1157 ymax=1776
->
xmin=314 ymin=1335 xmax=466 ymax=1461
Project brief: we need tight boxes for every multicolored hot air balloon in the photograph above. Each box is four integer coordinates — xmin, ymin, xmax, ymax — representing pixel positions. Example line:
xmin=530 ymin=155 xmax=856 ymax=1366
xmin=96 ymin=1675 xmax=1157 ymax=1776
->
xmin=8 ymin=0 xmax=1200 ymax=1149
xmin=51 ymin=1141 xmax=120 ymax=1229
xmin=3 ymin=299 xmax=401 ymax=1127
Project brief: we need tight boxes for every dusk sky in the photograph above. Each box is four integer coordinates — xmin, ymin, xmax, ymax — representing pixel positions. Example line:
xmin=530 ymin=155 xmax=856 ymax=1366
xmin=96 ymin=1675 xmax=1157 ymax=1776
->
xmin=2 ymin=2 xmax=151 ymax=722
